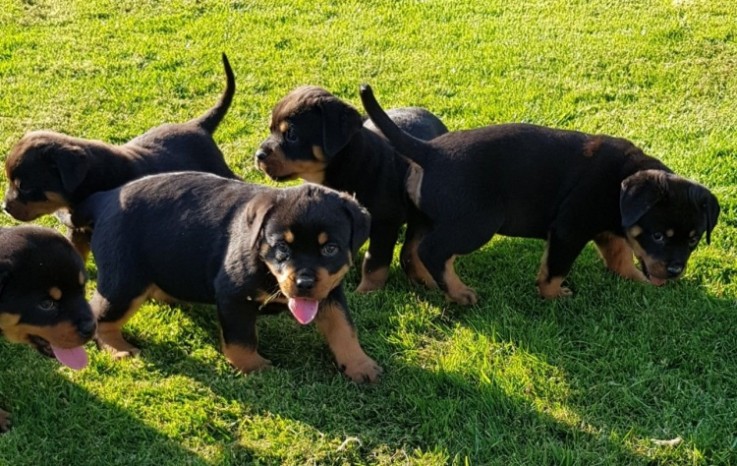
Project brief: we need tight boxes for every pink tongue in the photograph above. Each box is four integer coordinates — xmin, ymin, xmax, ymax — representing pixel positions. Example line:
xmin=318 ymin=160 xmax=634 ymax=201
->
xmin=288 ymin=298 xmax=319 ymax=325
xmin=51 ymin=345 xmax=89 ymax=370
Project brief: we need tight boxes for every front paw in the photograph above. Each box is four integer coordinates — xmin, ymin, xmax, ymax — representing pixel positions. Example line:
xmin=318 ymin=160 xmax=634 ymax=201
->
xmin=95 ymin=335 xmax=141 ymax=359
xmin=447 ymin=286 xmax=478 ymax=305
xmin=340 ymin=355 xmax=383 ymax=384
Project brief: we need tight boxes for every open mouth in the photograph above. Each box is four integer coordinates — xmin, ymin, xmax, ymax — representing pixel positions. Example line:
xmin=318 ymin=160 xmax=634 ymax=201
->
xmin=638 ymin=260 xmax=668 ymax=286
xmin=28 ymin=335 xmax=89 ymax=370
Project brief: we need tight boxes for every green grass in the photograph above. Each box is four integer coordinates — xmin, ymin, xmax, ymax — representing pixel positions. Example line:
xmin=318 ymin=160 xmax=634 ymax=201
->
xmin=1 ymin=0 xmax=736 ymax=464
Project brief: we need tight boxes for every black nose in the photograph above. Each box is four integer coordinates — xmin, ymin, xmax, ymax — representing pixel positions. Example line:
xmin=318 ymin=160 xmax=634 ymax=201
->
xmin=255 ymin=148 xmax=269 ymax=161
xmin=667 ymin=263 xmax=684 ymax=277
xmin=296 ymin=274 xmax=316 ymax=291
xmin=77 ymin=319 xmax=97 ymax=339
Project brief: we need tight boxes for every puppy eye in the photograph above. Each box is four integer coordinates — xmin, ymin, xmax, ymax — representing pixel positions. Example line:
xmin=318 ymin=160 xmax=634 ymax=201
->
xmin=284 ymin=127 xmax=298 ymax=144
xmin=15 ymin=181 xmax=32 ymax=194
xmin=275 ymin=242 xmax=291 ymax=260
xmin=39 ymin=299 xmax=58 ymax=312
xmin=321 ymin=243 xmax=339 ymax=257
xmin=651 ymin=232 xmax=665 ymax=244
xmin=688 ymin=236 xmax=700 ymax=247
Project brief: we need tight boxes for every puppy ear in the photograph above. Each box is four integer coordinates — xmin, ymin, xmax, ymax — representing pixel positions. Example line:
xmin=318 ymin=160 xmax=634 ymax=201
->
xmin=340 ymin=194 xmax=371 ymax=256
xmin=244 ymin=191 xmax=275 ymax=250
xmin=54 ymin=145 xmax=90 ymax=193
xmin=320 ymin=98 xmax=363 ymax=158
xmin=620 ymin=170 xmax=666 ymax=228
xmin=689 ymin=185 xmax=720 ymax=245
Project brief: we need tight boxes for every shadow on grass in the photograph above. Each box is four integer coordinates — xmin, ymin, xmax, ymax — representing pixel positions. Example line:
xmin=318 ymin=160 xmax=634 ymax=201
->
xmin=0 ymin=344 xmax=219 ymax=466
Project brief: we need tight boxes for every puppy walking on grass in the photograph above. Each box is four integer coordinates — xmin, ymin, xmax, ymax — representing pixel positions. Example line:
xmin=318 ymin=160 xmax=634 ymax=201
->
xmin=360 ymin=84 xmax=719 ymax=304
xmin=74 ymin=172 xmax=381 ymax=383
xmin=3 ymin=54 xmax=239 ymax=258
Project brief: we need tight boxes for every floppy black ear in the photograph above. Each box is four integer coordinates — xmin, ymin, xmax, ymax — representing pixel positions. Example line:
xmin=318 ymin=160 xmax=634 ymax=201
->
xmin=244 ymin=191 xmax=276 ymax=251
xmin=620 ymin=170 xmax=666 ymax=228
xmin=689 ymin=184 xmax=720 ymax=245
xmin=340 ymin=195 xmax=371 ymax=256
xmin=54 ymin=145 xmax=90 ymax=193
xmin=320 ymin=97 xmax=363 ymax=158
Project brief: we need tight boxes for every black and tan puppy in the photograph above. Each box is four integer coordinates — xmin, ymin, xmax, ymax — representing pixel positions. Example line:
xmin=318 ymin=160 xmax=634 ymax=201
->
xmin=73 ymin=171 xmax=381 ymax=382
xmin=3 ymin=54 xmax=238 ymax=257
xmin=255 ymin=86 xmax=448 ymax=293
xmin=360 ymin=84 xmax=720 ymax=304
xmin=0 ymin=226 xmax=96 ymax=433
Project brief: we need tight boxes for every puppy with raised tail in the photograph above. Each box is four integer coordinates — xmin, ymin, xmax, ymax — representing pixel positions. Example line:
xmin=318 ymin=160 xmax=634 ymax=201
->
xmin=3 ymin=54 xmax=239 ymax=258
xmin=256 ymin=86 xmax=448 ymax=293
xmin=74 ymin=172 xmax=381 ymax=383
xmin=360 ymin=84 xmax=719 ymax=304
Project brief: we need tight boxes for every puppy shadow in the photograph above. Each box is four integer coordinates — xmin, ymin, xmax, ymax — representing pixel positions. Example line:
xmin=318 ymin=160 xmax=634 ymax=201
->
xmin=0 ymin=343 xmax=215 ymax=466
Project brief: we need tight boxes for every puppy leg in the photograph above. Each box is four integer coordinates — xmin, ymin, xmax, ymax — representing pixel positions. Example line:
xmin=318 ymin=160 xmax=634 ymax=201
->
xmin=593 ymin=232 xmax=648 ymax=282
xmin=415 ymin=215 xmax=503 ymax=305
xmin=357 ymin=222 xmax=400 ymax=293
xmin=217 ymin=298 xmax=271 ymax=374
xmin=92 ymin=288 xmax=151 ymax=358
xmin=316 ymin=286 xmax=381 ymax=383
xmin=0 ymin=408 xmax=10 ymax=433
xmin=537 ymin=232 xmax=587 ymax=299
xmin=400 ymin=215 xmax=437 ymax=287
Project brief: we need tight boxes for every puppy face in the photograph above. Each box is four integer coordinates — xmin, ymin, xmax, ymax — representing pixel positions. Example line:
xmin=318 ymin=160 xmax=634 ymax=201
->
xmin=0 ymin=227 xmax=95 ymax=360
xmin=621 ymin=170 xmax=720 ymax=284
xmin=255 ymin=86 xmax=362 ymax=184
xmin=4 ymin=131 xmax=89 ymax=221
xmin=252 ymin=185 xmax=370 ymax=303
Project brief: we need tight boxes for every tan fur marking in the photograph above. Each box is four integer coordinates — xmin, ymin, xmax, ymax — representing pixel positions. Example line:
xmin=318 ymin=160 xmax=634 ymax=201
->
xmin=265 ymin=264 xmax=350 ymax=301
xmin=536 ymin=245 xmax=572 ymax=298
xmin=625 ymin=230 xmax=668 ymax=283
xmin=594 ymin=232 xmax=648 ymax=282
xmin=316 ymin=301 xmax=381 ymax=383
xmin=406 ymin=162 xmax=424 ymax=208
xmin=402 ymin=234 xmax=437 ymax=287
xmin=93 ymin=286 xmax=154 ymax=358
xmin=48 ymin=287 xmax=62 ymax=301
xmin=628 ymin=225 xmax=643 ymax=237
xmin=3 ymin=192 xmax=69 ymax=221
xmin=78 ymin=271 xmax=85 ymax=285
xmin=283 ymin=230 xmax=295 ymax=244
xmin=279 ymin=121 xmax=289 ymax=133
xmin=356 ymin=266 xmax=389 ymax=293
xmin=222 ymin=343 xmax=271 ymax=374
xmin=317 ymin=232 xmax=329 ymax=245
xmin=666 ymin=229 xmax=674 ymax=238
xmin=312 ymin=145 xmax=326 ymax=162
xmin=0 ymin=317 xmax=88 ymax=347
xmin=442 ymin=256 xmax=478 ymax=305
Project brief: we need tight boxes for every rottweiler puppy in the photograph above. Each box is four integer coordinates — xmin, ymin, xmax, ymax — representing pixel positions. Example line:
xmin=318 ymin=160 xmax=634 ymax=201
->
xmin=0 ymin=226 xmax=96 ymax=433
xmin=255 ymin=86 xmax=448 ymax=293
xmin=360 ymin=84 xmax=720 ymax=304
xmin=3 ymin=54 xmax=239 ymax=258
xmin=73 ymin=171 xmax=381 ymax=382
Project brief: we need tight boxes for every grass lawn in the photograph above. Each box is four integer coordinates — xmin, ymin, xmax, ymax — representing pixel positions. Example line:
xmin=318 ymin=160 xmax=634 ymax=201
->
xmin=1 ymin=1 xmax=736 ymax=464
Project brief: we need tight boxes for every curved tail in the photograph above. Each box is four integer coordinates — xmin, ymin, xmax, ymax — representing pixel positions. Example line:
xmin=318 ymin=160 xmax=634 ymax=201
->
xmin=359 ymin=84 xmax=433 ymax=167
xmin=194 ymin=53 xmax=236 ymax=134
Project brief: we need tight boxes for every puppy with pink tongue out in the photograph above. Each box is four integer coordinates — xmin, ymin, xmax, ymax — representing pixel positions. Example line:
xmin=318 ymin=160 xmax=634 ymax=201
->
xmin=75 ymin=172 xmax=382 ymax=383
xmin=0 ymin=226 xmax=96 ymax=433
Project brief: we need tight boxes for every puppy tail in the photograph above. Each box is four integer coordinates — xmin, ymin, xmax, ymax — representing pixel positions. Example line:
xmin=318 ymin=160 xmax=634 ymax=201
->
xmin=193 ymin=53 xmax=235 ymax=134
xmin=359 ymin=84 xmax=433 ymax=167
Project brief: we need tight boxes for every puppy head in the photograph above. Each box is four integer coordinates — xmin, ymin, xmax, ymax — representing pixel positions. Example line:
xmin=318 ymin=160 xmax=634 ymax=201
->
xmin=3 ymin=131 xmax=90 ymax=221
xmin=247 ymin=184 xmax=370 ymax=324
xmin=620 ymin=170 xmax=720 ymax=284
xmin=255 ymin=86 xmax=363 ymax=184
xmin=0 ymin=227 xmax=95 ymax=368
